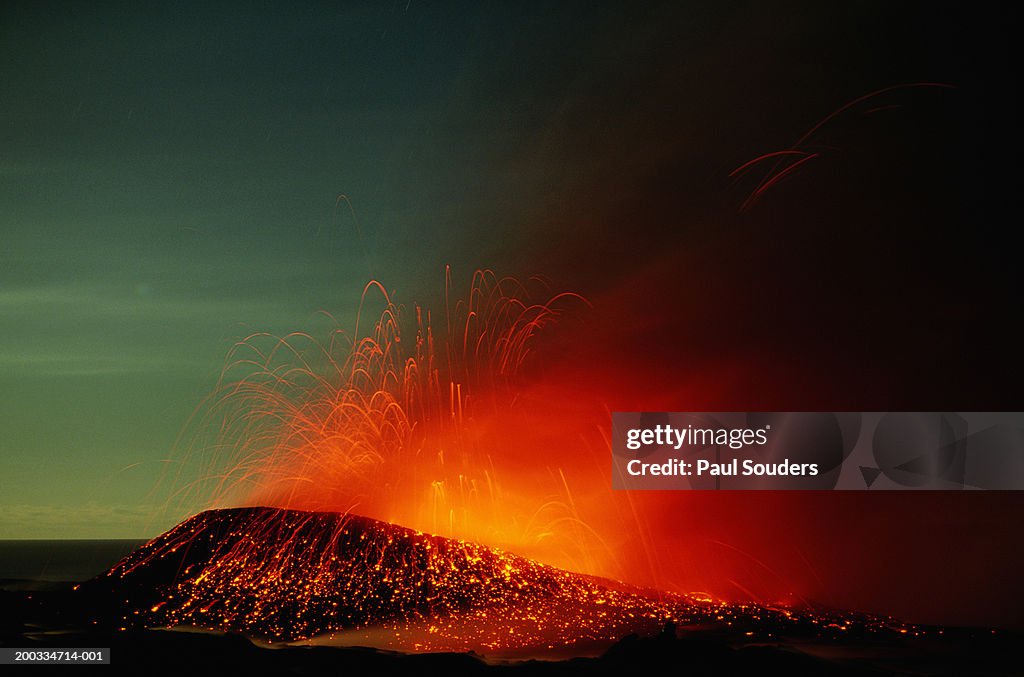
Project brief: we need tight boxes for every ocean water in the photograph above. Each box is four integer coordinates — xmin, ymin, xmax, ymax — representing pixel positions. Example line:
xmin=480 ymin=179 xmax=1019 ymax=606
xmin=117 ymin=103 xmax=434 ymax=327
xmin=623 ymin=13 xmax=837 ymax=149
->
xmin=0 ymin=540 xmax=145 ymax=583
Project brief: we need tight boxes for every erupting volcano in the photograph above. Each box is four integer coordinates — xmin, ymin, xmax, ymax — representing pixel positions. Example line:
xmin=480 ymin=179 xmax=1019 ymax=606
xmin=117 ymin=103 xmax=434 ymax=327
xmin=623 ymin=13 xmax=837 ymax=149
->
xmin=60 ymin=269 xmax=1008 ymax=669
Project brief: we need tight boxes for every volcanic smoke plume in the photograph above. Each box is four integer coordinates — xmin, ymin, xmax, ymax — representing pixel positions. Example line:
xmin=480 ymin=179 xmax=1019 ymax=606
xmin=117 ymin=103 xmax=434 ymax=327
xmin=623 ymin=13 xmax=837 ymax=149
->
xmin=81 ymin=507 xmax=917 ymax=658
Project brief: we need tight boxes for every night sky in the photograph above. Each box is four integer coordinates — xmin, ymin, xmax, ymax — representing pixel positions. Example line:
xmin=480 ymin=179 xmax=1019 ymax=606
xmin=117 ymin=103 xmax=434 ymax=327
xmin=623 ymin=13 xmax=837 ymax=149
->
xmin=1 ymin=1 xmax=1020 ymax=629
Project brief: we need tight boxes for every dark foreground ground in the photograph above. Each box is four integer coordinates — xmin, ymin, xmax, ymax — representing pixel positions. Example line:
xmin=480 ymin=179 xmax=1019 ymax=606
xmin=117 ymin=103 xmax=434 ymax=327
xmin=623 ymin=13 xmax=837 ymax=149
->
xmin=2 ymin=581 xmax=1017 ymax=676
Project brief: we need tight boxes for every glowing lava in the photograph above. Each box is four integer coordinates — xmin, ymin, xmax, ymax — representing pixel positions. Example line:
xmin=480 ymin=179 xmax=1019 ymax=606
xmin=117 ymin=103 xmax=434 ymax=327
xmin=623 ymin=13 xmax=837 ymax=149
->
xmin=85 ymin=507 xmax=918 ymax=658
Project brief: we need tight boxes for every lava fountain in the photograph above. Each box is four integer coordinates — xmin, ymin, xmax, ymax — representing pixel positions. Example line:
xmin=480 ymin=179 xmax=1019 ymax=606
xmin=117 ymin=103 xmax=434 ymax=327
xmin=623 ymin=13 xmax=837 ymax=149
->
xmin=165 ymin=268 xmax=610 ymax=573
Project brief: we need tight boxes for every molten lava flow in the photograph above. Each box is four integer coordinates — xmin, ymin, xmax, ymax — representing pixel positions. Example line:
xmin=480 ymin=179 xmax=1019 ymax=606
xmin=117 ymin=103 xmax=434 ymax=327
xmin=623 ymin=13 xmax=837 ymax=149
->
xmin=89 ymin=507 xmax=918 ymax=657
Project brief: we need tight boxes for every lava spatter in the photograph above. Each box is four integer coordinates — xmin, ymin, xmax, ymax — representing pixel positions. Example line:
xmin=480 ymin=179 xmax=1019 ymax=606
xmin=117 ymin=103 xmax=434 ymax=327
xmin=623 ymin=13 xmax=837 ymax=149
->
xmin=81 ymin=507 xmax=920 ymax=657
